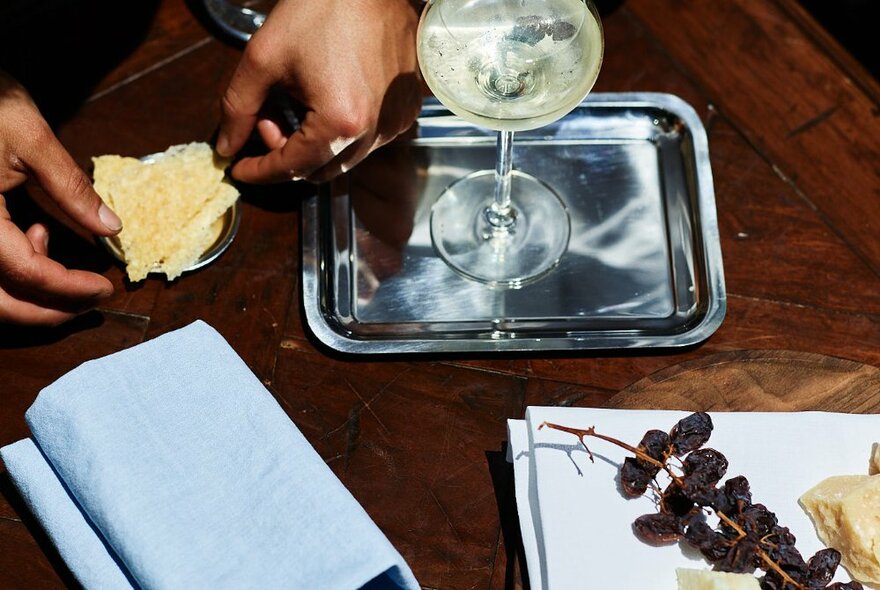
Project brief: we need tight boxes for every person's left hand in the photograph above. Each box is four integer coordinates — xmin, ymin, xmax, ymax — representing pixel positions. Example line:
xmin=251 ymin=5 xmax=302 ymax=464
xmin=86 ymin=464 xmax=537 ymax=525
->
xmin=216 ymin=0 xmax=423 ymax=184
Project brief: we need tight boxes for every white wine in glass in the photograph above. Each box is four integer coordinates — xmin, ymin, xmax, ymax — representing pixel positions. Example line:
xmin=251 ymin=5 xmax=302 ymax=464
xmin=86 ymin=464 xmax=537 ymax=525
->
xmin=417 ymin=0 xmax=604 ymax=287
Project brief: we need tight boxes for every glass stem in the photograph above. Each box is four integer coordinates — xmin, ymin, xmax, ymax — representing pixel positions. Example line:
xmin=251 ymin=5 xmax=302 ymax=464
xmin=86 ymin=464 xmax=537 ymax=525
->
xmin=486 ymin=130 xmax=517 ymax=232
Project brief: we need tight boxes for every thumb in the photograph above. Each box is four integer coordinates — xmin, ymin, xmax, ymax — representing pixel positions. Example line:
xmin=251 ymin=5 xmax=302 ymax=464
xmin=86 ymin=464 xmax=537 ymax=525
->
xmin=24 ymin=125 xmax=122 ymax=237
xmin=24 ymin=223 xmax=50 ymax=256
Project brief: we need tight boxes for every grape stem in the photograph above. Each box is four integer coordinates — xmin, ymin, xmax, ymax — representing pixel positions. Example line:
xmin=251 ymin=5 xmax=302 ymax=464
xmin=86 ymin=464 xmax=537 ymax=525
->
xmin=539 ymin=421 xmax=683 ymax=486
xmin=539 ymin=421 xmax=808 ymax=590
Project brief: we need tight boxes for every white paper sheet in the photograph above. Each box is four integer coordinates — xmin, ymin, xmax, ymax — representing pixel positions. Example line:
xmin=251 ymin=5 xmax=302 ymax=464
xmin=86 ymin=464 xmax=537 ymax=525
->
xmin=509 ymin=407 xmax=880 ymax=589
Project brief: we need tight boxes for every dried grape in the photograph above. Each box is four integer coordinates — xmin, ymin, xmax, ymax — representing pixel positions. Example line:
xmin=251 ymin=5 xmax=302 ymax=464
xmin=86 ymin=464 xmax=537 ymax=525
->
xmin=633 ymin=512 xmax=685 ymax=545
xmin=669 ymin=411 xmax=713 ymax=456
xmin=661 ymin=482 xmax=696 ymax=517
xmin=806 ymin=549 xmax=842 ymax=587
xmin=639 ymin=429 xmax=673 ymax=463
xmin=620 ymin=456 xmax=658 ymax=497
xmin=714 ymin=475 xmax=752 ymax=514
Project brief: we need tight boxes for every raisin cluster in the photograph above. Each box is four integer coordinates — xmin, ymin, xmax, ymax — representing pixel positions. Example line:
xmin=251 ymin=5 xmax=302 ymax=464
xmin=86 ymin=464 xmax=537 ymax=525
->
xmin=542 ymin=413 xmax=863 ymax=590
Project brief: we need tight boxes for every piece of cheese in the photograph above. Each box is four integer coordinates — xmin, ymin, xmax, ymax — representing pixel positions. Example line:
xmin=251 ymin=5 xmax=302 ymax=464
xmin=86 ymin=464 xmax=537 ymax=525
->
xmin=93 ymin=142 xmax=239 ymax=282
xmin=676 ymin=568 xmax=761 ymax=590
xmin=800 ymin=474 xmax=880 ymax=587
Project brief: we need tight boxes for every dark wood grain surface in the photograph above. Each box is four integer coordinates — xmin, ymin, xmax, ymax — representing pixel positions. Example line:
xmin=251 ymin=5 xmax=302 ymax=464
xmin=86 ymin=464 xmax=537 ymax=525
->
xmin=605 ymin=350 xmax=880 ymax=412
xmin=1 ymin=1 xmax=878 ymax=588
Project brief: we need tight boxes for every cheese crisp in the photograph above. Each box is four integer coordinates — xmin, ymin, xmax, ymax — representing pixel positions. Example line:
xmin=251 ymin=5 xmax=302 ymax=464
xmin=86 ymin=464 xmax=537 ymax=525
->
xmin=92 ymin=142 xmax=240 ymax=282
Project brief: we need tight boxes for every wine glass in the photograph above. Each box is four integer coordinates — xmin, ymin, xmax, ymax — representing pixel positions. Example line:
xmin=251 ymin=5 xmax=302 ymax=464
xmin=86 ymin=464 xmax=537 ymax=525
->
xmin=417 ymin=0 xmax=603 ymax=287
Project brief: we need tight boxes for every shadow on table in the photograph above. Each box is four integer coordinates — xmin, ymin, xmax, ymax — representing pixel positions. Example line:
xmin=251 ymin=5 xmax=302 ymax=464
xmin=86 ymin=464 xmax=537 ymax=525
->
xmin=799 ymin=0 xmax=879 ymax=79
xmin=0 ymin=312 xmax=106 ymax=350
xmin=487 ymin=445 xmax=532 ymax=590
xmin=0 ymin=0 xmax=162 ymax=125
xmin=595 ymin=0 xmax=625 ymax=16
xmin=0 ymin=470 xmax=82 ymax=589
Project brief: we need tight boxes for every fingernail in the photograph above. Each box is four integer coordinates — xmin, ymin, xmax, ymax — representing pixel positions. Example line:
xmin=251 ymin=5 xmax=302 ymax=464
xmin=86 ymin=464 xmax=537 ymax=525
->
xmin=43 ymin=231 xmax=49 ymax=251
xmin=99 ymin=203 xmax=123 ymax=232
xmin=216 ymin=135 xmax=230 ymax=156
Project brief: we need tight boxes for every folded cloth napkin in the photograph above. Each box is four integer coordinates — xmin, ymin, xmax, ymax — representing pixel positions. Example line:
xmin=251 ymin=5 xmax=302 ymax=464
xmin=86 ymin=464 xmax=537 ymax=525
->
xmin=509 ymin=407 xmax=880 ymax=589
xmin=0 ymin=320 xmax=419 ymax=590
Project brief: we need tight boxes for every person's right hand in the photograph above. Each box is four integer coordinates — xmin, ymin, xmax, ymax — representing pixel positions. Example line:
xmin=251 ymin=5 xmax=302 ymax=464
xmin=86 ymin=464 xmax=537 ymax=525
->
xmin=0 ymin=71 xmax=121 ymax=326
xmin=216 ymin=0 xmax=423 ymax=184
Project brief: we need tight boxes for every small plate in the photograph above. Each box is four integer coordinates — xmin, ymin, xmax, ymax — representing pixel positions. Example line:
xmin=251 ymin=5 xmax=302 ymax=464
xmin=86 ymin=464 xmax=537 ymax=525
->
xmin=98 ymin=200 xmax=241 ymax=276
xmin=95 ymin=150 xmax=239 ymax=277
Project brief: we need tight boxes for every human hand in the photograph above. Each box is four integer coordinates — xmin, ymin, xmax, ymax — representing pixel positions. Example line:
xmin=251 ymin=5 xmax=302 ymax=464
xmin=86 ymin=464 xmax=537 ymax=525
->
xmin=0 ymin=71 xmax=121 ymax=326
xmin=216 ymin=0 xmax=423 ymax=184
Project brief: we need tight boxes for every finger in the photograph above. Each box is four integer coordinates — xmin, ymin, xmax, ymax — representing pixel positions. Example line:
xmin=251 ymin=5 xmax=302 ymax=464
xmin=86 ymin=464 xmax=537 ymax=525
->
xmin=216 ymin=41 xmax=276 ymax=158
xmin=257 ymin=118 xmax=289 ymax=151
xmin=307 ymin=135 xmax=377 ymax=184
xmin=24 ymin=223 xmax=49 ymax=256
xmin=308 ymin=112 xmax=419 ymax=184
xmin=230 ymin=109 xmax=361 ymax=184
xmin=0 ymin=165 xmax=27 ymax=194
xmin=0 ymin=217 xmax=113 ymax=302
xmin=0 ymin=289 xmax=79 ymax=327
xmin=21 ymin=125 xmax=122 ymax=237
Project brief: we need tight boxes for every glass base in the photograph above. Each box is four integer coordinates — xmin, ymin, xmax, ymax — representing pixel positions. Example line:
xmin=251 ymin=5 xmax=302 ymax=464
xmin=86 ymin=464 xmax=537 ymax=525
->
xmin=430 ymin=169 xmax=570 ymax=288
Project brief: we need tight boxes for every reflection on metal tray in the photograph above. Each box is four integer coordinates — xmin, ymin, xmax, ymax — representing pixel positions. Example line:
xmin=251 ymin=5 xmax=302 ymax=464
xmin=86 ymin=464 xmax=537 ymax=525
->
xmin=301 ymin=93 xmax=726 ymax=353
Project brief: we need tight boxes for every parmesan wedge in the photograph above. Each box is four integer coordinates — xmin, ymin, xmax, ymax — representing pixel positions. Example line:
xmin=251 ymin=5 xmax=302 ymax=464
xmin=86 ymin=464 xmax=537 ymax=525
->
xmin=800 ymin=472 xmax=880 ymax=587
xmin=676 ymin=568 xmax=761 ymax=590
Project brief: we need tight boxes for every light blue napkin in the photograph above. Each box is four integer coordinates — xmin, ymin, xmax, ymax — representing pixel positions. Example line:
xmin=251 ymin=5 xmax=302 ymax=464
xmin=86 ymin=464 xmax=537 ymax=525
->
xmin=0 ymin=320 xmax=419 ymax=590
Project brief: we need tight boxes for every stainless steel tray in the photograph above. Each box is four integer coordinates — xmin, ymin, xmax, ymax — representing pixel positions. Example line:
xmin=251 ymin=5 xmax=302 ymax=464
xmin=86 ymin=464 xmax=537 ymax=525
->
xmin=301 ymin=93 xmax=726 ymax=353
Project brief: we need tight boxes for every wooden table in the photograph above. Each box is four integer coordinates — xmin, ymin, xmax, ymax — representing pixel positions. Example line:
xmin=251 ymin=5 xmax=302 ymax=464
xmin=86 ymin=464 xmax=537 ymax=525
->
xmin=1 ymin=1 xmax=878 ymax=588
